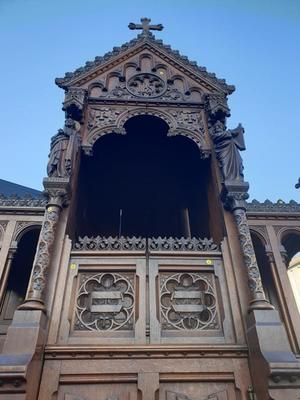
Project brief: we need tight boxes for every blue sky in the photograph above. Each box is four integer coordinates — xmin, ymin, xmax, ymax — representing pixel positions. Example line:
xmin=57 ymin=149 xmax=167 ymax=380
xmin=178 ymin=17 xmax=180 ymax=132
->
xmin=0 ymin=0 xmax=299 ymax=201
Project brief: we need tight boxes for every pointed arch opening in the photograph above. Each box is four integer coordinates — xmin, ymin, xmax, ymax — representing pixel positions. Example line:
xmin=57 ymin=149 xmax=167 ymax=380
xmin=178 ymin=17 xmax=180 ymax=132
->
xmin=72 ymin=115 xmax=221 ymax=240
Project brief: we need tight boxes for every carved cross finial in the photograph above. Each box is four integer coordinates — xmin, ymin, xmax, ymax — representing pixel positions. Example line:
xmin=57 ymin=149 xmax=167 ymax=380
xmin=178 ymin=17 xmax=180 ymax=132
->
xmin=128 ymin=17 xmax=163 ymax=36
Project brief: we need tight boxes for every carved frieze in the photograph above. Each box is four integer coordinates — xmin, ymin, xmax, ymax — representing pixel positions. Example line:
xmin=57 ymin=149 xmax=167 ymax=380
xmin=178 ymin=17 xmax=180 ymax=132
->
xmin=72 ymin=236 xmax=218 ymax=252
xmin=148 ymin=237 xmax=219 ymax=252
xmin=160 ymin=272 xmax=219 ymax=330
xmin=0 ymin=195 xmax=47 ymax=208
xmin=75 ymin=272 xmax=135 ymax=331
xmin=73 ymin=236 xmax=146 ymax=251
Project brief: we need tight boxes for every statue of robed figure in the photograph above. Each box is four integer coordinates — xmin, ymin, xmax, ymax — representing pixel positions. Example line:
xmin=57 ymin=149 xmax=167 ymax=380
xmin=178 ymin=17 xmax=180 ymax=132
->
xmin=47 ymin=118 xmax=80 ymax=178
xmin=211 ymin=121 xmax=246 ymax=183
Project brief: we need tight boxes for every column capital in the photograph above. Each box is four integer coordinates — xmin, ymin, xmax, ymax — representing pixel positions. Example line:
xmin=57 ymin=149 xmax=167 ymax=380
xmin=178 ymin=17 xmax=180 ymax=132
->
xmin=221 ymin=181 xmax=249 ymax=211
xmin=43 ymin=177 xmax=70 ymax=208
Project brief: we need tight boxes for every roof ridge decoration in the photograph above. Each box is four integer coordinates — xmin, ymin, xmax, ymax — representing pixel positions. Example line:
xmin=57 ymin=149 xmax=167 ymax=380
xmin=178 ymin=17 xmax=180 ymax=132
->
xmin=246 ymin=199 xmax=300 ymax=213
xmin=55 ymin=18 xmax=235 ymax=94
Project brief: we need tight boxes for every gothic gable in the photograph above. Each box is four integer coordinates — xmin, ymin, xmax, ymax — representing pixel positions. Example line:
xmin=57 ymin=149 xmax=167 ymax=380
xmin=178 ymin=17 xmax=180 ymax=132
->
xmin=55 ymin=32 xmax=235 ymax=98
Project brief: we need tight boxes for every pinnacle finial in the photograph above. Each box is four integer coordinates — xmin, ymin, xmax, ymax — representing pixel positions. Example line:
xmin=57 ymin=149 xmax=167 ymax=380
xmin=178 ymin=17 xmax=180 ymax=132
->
xmin=128 ymin=17 xmax=163 ymax=36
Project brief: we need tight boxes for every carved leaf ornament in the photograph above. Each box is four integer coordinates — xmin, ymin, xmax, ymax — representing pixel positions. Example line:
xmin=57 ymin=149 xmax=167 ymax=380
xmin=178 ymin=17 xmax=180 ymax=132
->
xmin=75 ymin=272 xmax=135 ymax=331
xmin=160 ymin=272 xmax=218 ymax=330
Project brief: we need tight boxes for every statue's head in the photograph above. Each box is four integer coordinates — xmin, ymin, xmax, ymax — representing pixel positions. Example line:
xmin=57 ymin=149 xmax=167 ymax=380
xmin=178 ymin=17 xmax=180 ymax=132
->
xmin=213 ymin=120 xmax=225 ymax=134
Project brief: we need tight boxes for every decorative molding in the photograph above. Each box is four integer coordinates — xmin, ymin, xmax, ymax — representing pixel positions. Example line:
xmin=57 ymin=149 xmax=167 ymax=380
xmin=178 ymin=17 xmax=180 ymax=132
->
xmin=55 ymin=34 xmax=234 ymax=94
xmin=160 ymin=272 xmax=219 ymax=331
xmin=246 ymin=199 xmax=300 ymax=214
xmin=148 ymin=237 xmax=219 ymax=252
xmin=75 ymin=272 xmax=135 ymax=331
xmin=73 ymin=236 xmax=146 ymax=251
xmin=0 ymin=195 xmax=47 ymax=208
xmin=72 ymin=236 xmax=219 ymax=252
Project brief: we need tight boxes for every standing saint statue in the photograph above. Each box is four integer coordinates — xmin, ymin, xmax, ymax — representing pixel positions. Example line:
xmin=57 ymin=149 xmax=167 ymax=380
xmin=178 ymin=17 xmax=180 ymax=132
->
xmin=211 ymin=121 xmax=246 ymax=183
xmin=47 ymin=118 xmax=80 ymax=178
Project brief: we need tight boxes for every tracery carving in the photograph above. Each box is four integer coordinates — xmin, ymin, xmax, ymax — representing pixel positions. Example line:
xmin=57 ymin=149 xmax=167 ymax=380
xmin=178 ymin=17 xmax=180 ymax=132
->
xmin=73 ymin=236 xmax=146 ymax=251
xmin=47 ymin=118 xmax=81 ymax=178
xmin=148 ymin=237 xmax=219 ymax=252
xmin=126 ymin=72 xmax=166 ymax=97
xmin=75 ymin=272 xmax=135 ymax=331
xmin=86 ymin=106 xmax=208 ymax=153
xmin=160 ymin=272 xmax=219 ymax=330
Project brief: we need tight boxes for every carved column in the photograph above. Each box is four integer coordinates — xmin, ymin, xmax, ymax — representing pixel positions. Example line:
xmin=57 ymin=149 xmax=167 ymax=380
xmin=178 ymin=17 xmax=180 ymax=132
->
xmin=222 ymin=183 xmax=273 ymax=310
xmin=19 ymin=178 xmax=69 ymax=312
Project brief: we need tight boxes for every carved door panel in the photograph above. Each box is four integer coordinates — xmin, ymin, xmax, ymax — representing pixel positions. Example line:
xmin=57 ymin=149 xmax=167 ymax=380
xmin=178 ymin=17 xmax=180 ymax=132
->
xmin=149 ymin=256 xmax=234 ymax=344
xmin=58 ymin=256 xmax=146 ymax=345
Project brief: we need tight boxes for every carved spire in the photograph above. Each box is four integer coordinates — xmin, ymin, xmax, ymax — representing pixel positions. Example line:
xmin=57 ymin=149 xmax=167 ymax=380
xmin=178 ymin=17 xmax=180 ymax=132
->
xmin=128 ymin=17 xmax=163 ymax=37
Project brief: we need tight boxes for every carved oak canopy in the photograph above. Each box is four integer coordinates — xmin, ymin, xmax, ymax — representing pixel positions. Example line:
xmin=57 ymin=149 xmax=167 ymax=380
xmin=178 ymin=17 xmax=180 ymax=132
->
xmin=56 ymin=19 xmax=234 ymax=157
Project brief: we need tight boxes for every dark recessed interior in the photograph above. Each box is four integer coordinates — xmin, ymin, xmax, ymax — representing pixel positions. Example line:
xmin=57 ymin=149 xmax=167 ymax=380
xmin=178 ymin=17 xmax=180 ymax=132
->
xmin=74 ymin=115 xmax=211 ymax=238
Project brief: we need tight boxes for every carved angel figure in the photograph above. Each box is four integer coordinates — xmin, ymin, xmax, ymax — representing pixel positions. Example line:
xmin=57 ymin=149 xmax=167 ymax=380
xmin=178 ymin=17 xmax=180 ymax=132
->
xmin=47 ymin=118 xmax=80 ymax=177
xmin=211 ymin=121 xmax=246 ymax=183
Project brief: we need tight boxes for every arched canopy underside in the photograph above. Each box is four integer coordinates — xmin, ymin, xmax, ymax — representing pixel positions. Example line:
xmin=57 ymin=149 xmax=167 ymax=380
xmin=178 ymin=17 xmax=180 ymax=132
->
xmin=74 ymin=114 xmax=212 ymax=239
xmin=84 ymin=108 xmax=210 ymax=157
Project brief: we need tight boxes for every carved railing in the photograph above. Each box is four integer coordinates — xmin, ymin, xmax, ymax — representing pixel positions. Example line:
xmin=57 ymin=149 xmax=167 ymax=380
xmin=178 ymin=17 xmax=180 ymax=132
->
xmin=72 ymin=236 xmax=219 ymax=252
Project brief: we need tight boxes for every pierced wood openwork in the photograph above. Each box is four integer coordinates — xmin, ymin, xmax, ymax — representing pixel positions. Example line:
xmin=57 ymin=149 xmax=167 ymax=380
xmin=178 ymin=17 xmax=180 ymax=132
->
xmin=75 ymin=272 xmax=135 ymax=332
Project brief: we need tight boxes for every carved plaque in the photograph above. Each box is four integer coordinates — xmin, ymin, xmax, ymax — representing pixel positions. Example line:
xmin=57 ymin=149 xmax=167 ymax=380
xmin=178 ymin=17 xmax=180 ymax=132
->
xmin=75 ymin=272 xmax=135 ymax=331
xmin=160 ymin=272 xmax=219 ymax=330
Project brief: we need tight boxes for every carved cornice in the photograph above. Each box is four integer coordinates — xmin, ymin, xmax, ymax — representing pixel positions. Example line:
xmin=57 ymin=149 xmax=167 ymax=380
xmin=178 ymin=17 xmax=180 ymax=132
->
xmin=55 ymin=35 xmax=234 ymax=94
xmin=246 ymin=199 xmax=300 ymax=214
xmin=0 ymin=195 xmax=47 ymax=208
xmin=72 ymin=236 xmax=219 ymax=252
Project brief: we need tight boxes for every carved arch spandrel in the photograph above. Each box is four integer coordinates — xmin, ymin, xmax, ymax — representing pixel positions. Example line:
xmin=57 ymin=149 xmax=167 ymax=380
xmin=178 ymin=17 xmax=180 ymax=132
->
xmin=84 ymin=106 xmax=210 ymax=156
xmin=12 ymin=221 xmax=42 ymax=242
xmin=0 ymin=221 xmax=8 ymax=243
xmin=249 ymin=226 xmax=270 ymax=246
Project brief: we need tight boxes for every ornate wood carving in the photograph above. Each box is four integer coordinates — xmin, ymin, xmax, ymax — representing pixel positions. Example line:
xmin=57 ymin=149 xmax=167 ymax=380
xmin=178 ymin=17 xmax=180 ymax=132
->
xmin=72 ymin=236 xmax=219 ymax=252
xmin=233 ymin=208 xmax=269 ymax=305
xmin=160 ymin=272 xmax=219 ymax=330
xmin=75 ymin=272 xmax=135 ymax=331
xmin=0 ymin=221 xmax=8 ymax=241
xmin=73 ymin=236 xmax=146 ymax=251
xmin=85 ymin=105 xmax=208 ymax=155
xmin=249 ymin=225 xmax=269 ymax=245
xmin=127 ymin=72 xmax=166 ymax=97
xmin=148 ymin=237 xmax=219 ymax=252
xmin=19 ymin=178 xmax=69 ymax=311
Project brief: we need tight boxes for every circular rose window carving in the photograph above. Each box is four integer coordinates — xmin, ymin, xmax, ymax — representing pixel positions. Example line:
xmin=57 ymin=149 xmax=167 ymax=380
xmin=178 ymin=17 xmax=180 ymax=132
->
xmin=127 ymin=73 xmax=166 ymax=98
